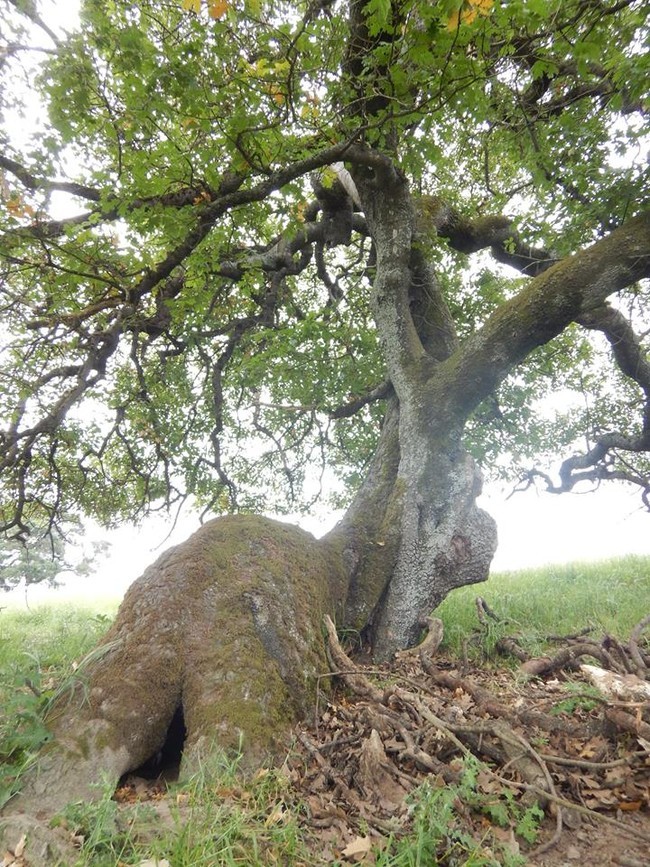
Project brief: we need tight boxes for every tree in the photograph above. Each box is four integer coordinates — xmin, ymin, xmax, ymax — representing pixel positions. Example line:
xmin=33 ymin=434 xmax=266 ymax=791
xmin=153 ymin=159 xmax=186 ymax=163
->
xmin=0 ymin=0 xmax=649 ymax=829
xmin=0 ymin=518 xmax=109 ymax=591
xmin=0 ymin=528 xmax=65 ymax=591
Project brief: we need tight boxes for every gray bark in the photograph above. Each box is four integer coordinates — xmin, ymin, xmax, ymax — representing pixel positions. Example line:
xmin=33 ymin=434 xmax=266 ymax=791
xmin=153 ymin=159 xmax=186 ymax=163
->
xmin=346 ymin=163 xmax=499 ymax=658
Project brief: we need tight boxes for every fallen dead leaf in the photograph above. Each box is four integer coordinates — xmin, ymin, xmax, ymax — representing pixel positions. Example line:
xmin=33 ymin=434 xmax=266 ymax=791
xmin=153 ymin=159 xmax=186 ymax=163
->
xmin=253 ymin=767 xmax=270 ymax=781
xmin=492 ymin=826 xmax=520 ymax=857
xmin=0 ymin=835 xmax=26 ymax=867
xmin=341 ymin=834 xmax=372 ymax=861
xmin=265 ymin=802 xmax=287 ymax=826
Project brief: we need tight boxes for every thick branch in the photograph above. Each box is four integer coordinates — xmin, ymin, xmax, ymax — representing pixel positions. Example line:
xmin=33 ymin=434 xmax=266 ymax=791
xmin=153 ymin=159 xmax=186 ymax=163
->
xmin=420 ymin=196 xmax=559 ymax=276
xmin=329 ymin=380 xmax=392 ymax=419
xmin=353 ymin=161 xmax=431 ymax=397
xmin=343 ymin=0 xmax=404 ymax=129
xmin=517 ymin=54 xmax=645 ymax=119
xmin=441 ymin=211 xmax=650 ymax=420
xmin=0 ymin=155 xmax=100 ymax=202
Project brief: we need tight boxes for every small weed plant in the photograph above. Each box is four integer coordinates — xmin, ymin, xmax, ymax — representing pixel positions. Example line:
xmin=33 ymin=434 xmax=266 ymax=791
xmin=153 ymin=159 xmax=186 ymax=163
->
xmin=377 ymin=755 xmax=542 ymax=866
xmin=0 ymin=657 xmax=53 ymax=808
xmin=56 ymin=780 xmax=141 ymax=866
xmin=549 ymin=681 xmax=602 ymax=715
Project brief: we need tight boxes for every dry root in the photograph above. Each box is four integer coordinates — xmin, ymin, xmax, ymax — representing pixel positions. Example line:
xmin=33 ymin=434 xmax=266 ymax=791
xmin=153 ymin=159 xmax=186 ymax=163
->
xmin=292 ymin=614 xmax=650 ymax=861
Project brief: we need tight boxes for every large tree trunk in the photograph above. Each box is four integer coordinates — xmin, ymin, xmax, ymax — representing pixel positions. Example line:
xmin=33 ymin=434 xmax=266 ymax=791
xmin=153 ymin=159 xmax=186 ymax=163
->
xmin=1 ymin=516 xmax=348 ymax=821
xmin=369 ymin=435 xmax=497 ymax=659
xmin=336 ymin=161 xmax=500 ymax=660
xmin=325 ymin=396 xmax=497 ymax=659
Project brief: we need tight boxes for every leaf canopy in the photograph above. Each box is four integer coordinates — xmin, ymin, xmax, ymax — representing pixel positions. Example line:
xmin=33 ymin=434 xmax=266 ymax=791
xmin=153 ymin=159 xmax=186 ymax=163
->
xmin=0 ymin=0 xmax=648 ymax=537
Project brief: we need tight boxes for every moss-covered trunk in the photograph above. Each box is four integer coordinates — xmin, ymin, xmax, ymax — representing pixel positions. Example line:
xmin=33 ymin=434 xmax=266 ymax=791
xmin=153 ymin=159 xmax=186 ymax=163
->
xmin=2 ymin=516 xmax=348 ymax=826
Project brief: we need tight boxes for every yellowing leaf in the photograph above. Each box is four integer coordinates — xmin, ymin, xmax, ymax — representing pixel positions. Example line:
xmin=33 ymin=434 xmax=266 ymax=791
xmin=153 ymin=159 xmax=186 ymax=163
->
xmin=267 ymin=85 xmax=285 ymax=105
xmin=4 ymin=193 xmax=35 ymax=219
xmin=447 ymin=0 xmax=493 ymax=31
xmin=181 ymin=0 xmax=201 ymax=12
xmin=208 ymin=0 xmax=228 ymax=18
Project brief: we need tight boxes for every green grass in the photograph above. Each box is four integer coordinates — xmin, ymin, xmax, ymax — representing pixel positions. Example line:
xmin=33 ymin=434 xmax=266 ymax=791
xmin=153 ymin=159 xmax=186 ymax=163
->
xmin=0 ymin=602 xmax=118 ymax=809
xmin=436 ymin=554 xmax=650 ymax=658
xmin=54 ymin=756 xmax=314 ymax=867
xmin=0 ymin=602 xmax=117 ymax=670
xmin=1 ymin=556 xmax=648 ymax=865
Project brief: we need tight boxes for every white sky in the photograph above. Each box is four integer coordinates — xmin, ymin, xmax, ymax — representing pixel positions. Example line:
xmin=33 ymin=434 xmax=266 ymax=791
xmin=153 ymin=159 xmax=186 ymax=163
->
xmin=9 ymin=478 xmax=649 ymax=607
xmin=3 ymin=0 xmax=649 ymax=607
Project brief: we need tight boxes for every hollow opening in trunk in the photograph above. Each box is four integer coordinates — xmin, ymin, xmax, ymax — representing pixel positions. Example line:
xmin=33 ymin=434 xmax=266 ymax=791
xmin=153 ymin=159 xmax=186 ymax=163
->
xmin=122 ymin=704 xmax=187 ymax=784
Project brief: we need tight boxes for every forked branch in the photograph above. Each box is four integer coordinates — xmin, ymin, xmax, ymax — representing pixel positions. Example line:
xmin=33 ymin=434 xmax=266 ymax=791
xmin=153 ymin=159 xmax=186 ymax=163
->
xmin=517 ymin=303 xmax=650 ymax=506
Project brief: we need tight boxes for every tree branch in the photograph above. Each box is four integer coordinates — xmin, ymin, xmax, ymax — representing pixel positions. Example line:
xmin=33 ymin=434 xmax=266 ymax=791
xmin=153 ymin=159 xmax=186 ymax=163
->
xmin=0 ymin=155 xmax=100 ymax=201
xmin=419 ymin=196 xmax=559 ymax=276
xmin=518 ymin=303 xmax=650 ymax=505
xmin=7 ymin=0 xmax=61 ymax=47
xmin=441 ymin=211 xmax=650 ymax=420
xmin=329 ymin=380 xmax=393 ymax=419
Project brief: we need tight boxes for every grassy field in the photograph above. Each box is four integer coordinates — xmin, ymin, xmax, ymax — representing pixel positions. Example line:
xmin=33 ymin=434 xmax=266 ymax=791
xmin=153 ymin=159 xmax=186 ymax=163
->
xmin=1 ymin=555 xmax=649 ymax=865
xmin=436 ymin=554 xmax=650 ymax=658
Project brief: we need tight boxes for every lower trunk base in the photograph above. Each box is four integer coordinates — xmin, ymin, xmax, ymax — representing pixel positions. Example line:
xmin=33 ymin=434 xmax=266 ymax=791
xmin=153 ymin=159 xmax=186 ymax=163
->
xmin=1 ymin=515 xmax=347 ymax=831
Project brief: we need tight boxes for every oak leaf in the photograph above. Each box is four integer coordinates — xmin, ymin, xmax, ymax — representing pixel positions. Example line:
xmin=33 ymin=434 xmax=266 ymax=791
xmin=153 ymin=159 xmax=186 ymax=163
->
xmin=341 ymin=835 xmax=372 ymax=861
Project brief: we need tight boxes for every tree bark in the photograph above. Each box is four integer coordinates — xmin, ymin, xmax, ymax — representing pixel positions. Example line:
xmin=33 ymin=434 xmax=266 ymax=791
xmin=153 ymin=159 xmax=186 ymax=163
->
xmin=2 ymin=516 xmax=348 ymax=820
xmin=340 ymin=162 xmax=499 ymax=659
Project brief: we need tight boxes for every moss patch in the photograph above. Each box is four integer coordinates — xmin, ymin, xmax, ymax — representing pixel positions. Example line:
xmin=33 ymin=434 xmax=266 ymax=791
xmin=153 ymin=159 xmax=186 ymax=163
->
xmin=4 ymin=515 xmax=349 ymax=818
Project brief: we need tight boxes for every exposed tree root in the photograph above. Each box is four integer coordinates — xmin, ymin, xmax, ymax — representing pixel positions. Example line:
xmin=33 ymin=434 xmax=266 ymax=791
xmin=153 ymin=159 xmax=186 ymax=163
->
xmin=492 ymin=611 xmax=650 ymax=682
xmin=291 ymin=615 xmax=650 ymax=862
